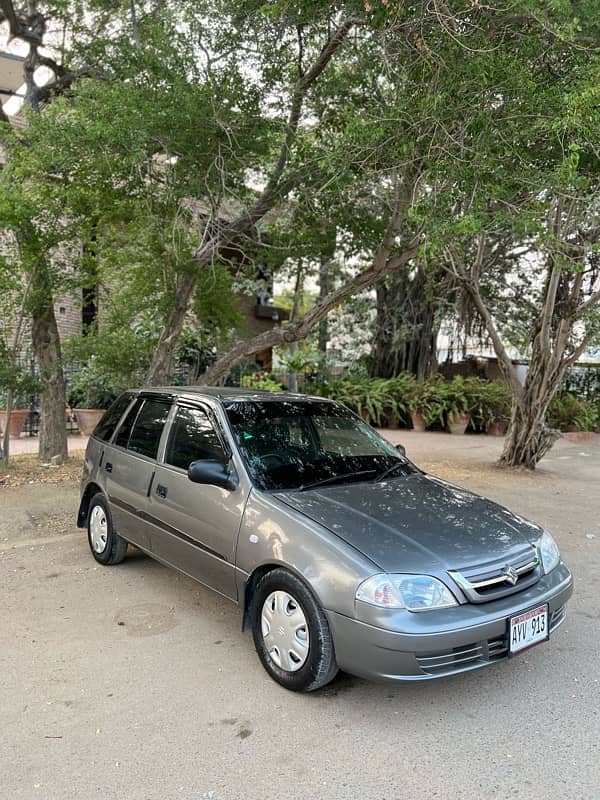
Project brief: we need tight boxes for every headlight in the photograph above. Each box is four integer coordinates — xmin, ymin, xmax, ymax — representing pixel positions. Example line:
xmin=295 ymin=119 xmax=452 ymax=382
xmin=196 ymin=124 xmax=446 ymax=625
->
xmin=356 ymin=574 xmax=458 ymax=612
xmin=538 ymin=530 xmax=560 ymax=574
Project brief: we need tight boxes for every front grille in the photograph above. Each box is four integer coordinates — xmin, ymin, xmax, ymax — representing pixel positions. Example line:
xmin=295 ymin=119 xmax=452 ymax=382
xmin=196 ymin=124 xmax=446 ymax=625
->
xmin=448 ymin=545 xmax=542 ymax=603
xmin=416 ymin=605 xmax=566 ymax=677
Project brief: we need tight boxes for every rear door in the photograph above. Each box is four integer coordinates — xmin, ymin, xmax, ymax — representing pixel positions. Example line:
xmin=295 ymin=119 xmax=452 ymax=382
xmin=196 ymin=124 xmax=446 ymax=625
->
xmin=81 ymin=392 xmax=135 ymax=501
xmin=146 ymin=402 xmax=247 ymax=600
xmin=104 ymin=395 xmax=171 ymax=551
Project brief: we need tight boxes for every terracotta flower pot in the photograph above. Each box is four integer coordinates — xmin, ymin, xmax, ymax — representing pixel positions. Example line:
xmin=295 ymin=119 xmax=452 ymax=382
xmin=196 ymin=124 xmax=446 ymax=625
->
xmin=561 ymin=431 xmax=596 ymax=442
xmin=0 ymin=409 xmax=29 ymax=438
xmin=411 ymin=413 xmax=426 ymax=432
xmin=486 ymin=420 xmax=508 ymax=437
xmin=74 ymin=408 xmax=105 ymax=436
xmin=448 ymin=412 xmax=471 ymax=435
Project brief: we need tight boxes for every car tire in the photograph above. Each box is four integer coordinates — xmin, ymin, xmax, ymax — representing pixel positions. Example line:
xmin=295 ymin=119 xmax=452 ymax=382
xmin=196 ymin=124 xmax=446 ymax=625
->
xmin=87 ymin=494 xmax=128 ymax=565
xmin=250 ymin=568 xmax=338 ymax=692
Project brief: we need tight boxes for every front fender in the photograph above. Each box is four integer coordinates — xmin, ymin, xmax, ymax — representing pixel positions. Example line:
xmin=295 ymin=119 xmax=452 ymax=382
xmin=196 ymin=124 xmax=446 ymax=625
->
xmin=235 ymin=489 xmax=378 ymax=618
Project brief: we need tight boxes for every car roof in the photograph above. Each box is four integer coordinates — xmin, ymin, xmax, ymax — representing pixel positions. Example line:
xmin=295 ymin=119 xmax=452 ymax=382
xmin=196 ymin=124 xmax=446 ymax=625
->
xmin=135 ymin=386 xmax=334 ymax=404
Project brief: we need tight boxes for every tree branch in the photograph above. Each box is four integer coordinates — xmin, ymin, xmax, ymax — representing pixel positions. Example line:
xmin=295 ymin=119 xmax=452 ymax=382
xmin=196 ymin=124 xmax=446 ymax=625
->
xmin=0 ymin=0 xmax=44 ymax=44
xmin=199 ymin=237 xmax=421 ymax=386
xmin=574 ymin=286 xmax=600 ymax=320
xmin=191 ymin=16 xmax=357 ymax=267
xmin=36 ymin=54 xmax=66 ymax=77
xmin=199 ymin=172 xmax=421 ymax=385
xmin=35 ymin=67 xmax=96 ymax=103
xmin=444 ymin=244 xmax=522 ymax=397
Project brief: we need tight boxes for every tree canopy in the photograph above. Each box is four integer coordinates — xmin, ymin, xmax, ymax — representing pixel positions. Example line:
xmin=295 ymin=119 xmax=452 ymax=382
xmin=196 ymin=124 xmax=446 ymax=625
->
xmin=1 ymin=0 xmax=599 ymax=466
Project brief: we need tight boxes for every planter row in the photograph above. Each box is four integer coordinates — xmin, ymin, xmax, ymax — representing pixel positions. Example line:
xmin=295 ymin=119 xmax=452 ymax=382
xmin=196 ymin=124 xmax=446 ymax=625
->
xmin=409 ymin=412 xmax=507 ymax=436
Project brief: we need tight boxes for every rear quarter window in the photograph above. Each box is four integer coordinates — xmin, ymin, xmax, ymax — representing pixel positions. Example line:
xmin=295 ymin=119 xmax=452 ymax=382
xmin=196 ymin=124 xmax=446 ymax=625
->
xmin=92 ymin=394 xmax=133 ymax=442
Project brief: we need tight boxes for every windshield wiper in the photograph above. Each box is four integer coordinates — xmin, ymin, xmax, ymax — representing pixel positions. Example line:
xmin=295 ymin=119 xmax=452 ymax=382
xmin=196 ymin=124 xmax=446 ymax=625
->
xmin=375 ymin=461 xmax=409 ymax=483
xmin=298 ymin=470 xmax=378 ymax=492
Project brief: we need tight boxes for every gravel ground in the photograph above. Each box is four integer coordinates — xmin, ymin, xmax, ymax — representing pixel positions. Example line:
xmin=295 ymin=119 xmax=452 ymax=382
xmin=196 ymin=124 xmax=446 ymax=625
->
xmin=1 ymin=432 xmax=599 ymax=800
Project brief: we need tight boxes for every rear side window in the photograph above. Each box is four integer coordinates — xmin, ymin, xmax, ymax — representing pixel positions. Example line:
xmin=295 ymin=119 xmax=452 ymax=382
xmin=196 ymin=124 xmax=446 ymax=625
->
xmin=93 ymin=394 xmax=133 ymax=442
xmin=127 ymin=399 xmax=171 ymax=459
xmin=165 ymin=406 xmax=225 ymax=470
xmin=114 ymin=398 xmax=143 ymax=449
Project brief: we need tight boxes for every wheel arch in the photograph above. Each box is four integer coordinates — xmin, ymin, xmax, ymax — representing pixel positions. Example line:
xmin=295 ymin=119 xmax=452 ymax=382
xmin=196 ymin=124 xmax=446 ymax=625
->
xmin=77 ymin=482 xmax=105 ymax=528
xmin=241 ymin=561 xmax=318 ymax=632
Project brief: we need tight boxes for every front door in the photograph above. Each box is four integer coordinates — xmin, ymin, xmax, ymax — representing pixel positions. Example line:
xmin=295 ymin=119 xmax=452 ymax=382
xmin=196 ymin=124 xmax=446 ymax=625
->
xmin=146 ymin=403 xmax=247 ymax=600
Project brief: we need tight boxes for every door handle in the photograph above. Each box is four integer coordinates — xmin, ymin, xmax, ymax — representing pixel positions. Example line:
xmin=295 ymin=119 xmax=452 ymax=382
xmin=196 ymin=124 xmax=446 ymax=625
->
xmin=105 ymin=462 xmax=113 ymax=473
xmin=155 ymin=483 xmax=168 ymax=499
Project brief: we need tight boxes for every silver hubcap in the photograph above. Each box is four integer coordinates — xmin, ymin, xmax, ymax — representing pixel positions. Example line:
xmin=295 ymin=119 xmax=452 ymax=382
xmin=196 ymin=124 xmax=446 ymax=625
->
xmin=261 ymin=591 xmax=309 ymax=672
xmin=89 ymin=505 xmax=108 ymax=553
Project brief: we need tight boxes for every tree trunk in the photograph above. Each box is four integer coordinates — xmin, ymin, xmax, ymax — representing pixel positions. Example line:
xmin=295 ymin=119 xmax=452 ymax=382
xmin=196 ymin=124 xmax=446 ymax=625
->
xmin=0 ymin=388 xmax=14 ymax=462
xmin=30 ymin=261 xmax=68 ymax=462
xmin=369 ymin=265 xmax=440 ymax=379
xmin=500 ymin=401 xmax=560 ymax=468
xmin=145 ymin=271 xmax=197 ymax=386
xmin=498 ymin=330 xmax=564 ymax=468
xmin=287 ymin=340 xmax=299 ymax=393
xmin=316 ymin=231 xmax=336 ymax=384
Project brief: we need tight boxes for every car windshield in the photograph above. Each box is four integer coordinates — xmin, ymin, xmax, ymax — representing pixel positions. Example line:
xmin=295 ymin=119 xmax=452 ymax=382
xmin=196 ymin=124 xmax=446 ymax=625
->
xmin=224 ymin=399 xmax=417 ymax=491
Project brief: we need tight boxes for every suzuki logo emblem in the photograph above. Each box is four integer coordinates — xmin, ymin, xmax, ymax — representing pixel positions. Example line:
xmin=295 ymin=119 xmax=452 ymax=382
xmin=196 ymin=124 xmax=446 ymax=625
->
xmin=504 ymin=566 xmax=519 ymax=585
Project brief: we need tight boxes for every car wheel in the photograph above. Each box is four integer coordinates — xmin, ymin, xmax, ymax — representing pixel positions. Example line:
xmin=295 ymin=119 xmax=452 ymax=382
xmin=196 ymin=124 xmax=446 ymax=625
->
xmin=250 ymin=568 xmax=338 ymax=692
xmin=87 ymin=495 xmax=128 ymax=565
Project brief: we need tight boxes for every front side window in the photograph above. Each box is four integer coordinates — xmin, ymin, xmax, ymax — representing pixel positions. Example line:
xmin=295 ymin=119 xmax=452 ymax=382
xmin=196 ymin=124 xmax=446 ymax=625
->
xmin=165 ymin=406 xmax=225 ymax=470
xmin=126 ymin=398 xmax=171 ymax=459
xmin=93 ymin=393 xmax=133 ymax=442
xmin=225 ymin=400 xmax=416 ymax=491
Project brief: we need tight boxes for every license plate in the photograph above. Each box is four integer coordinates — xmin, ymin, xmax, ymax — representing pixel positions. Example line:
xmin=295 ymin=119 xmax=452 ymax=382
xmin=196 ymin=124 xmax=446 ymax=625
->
xmin=509 ymin=603 xmax=549 ymax=655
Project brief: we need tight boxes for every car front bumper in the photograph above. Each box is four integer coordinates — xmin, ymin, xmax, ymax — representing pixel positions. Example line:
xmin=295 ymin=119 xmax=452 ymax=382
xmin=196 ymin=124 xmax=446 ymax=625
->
xmin=326 ymin=562 xmax=573 ymax=682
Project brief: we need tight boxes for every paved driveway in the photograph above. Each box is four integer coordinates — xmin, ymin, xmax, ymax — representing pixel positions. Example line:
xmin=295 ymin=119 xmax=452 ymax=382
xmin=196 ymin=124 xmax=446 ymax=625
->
xmin=1 ymin=433 xmax=599 ymax=800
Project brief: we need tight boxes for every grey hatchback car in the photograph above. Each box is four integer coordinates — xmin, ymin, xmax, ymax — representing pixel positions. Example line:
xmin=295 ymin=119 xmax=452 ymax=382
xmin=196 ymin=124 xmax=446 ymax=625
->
xmin=78 ymin=387 xmax=573 ymax=691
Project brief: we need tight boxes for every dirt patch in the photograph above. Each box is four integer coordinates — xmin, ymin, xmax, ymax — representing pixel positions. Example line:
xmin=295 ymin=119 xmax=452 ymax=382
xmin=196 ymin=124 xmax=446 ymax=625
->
xmin=0 ymin=453 xmax=84 ymax=488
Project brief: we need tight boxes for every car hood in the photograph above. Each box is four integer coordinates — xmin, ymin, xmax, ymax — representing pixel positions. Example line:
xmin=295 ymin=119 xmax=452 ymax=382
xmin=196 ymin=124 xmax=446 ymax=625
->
xmin=274 ymin=473 xmax=543 ymax=573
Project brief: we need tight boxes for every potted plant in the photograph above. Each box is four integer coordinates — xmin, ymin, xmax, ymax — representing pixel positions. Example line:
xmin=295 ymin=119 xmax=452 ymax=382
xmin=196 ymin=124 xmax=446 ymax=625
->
xmin=385 ymin=373 xmax=415 ymax=428
xmin=445 ymin=376 xmax=473 ymax=435
xmin=68 ymin=361 xmax=116 ymax=436
xmin=547 ymin=393 xmax=598 ymax=441
xmin=479 ymin=381 xmax=512 ymax=436
xmin=364 ymin=378 xmax=397 ymax=427
xmin=406 ymin=376 xmax=444 ymax=432
xmin=0 ymin=364 xmax=39 ymax=442
xmin=324 ymin=378 xmax=371 ymax=423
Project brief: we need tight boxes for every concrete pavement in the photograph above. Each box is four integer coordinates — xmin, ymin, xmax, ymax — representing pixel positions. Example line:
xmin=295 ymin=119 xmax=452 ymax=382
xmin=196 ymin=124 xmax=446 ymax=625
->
xmin=1 ymin=433 xmax=599 ymax=800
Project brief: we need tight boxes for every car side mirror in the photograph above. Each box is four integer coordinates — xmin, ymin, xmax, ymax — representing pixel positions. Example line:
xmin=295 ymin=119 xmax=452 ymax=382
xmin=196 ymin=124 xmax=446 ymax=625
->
xmin=188 ymin=459 xmax=239 ymax=491
xmin=395 ymin=443 xmax=406 ymax=458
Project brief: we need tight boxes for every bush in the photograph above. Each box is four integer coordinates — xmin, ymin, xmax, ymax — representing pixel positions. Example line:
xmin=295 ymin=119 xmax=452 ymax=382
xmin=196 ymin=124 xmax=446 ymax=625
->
xmin=316 ymin=374 xmax=415 ymax=426
xmin=465 ymin=379 xmax=512 ymax=431
xmin=241 ymin=372 xmax=283 ymax=392
xmin=547 ymin=393 xmax=598 ymax=432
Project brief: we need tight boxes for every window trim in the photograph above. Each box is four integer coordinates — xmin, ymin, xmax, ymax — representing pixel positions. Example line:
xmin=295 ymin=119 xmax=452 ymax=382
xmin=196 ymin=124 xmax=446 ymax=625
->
xmin=92 ymin=392 xmax=135 ymax=445
xmin=111 ymin=396 xmax=145 ymax=451
xmin=110 ymin=395 xmax=173 ymax=462
xmin=159 ymin=400 xmax=230 ymax=473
